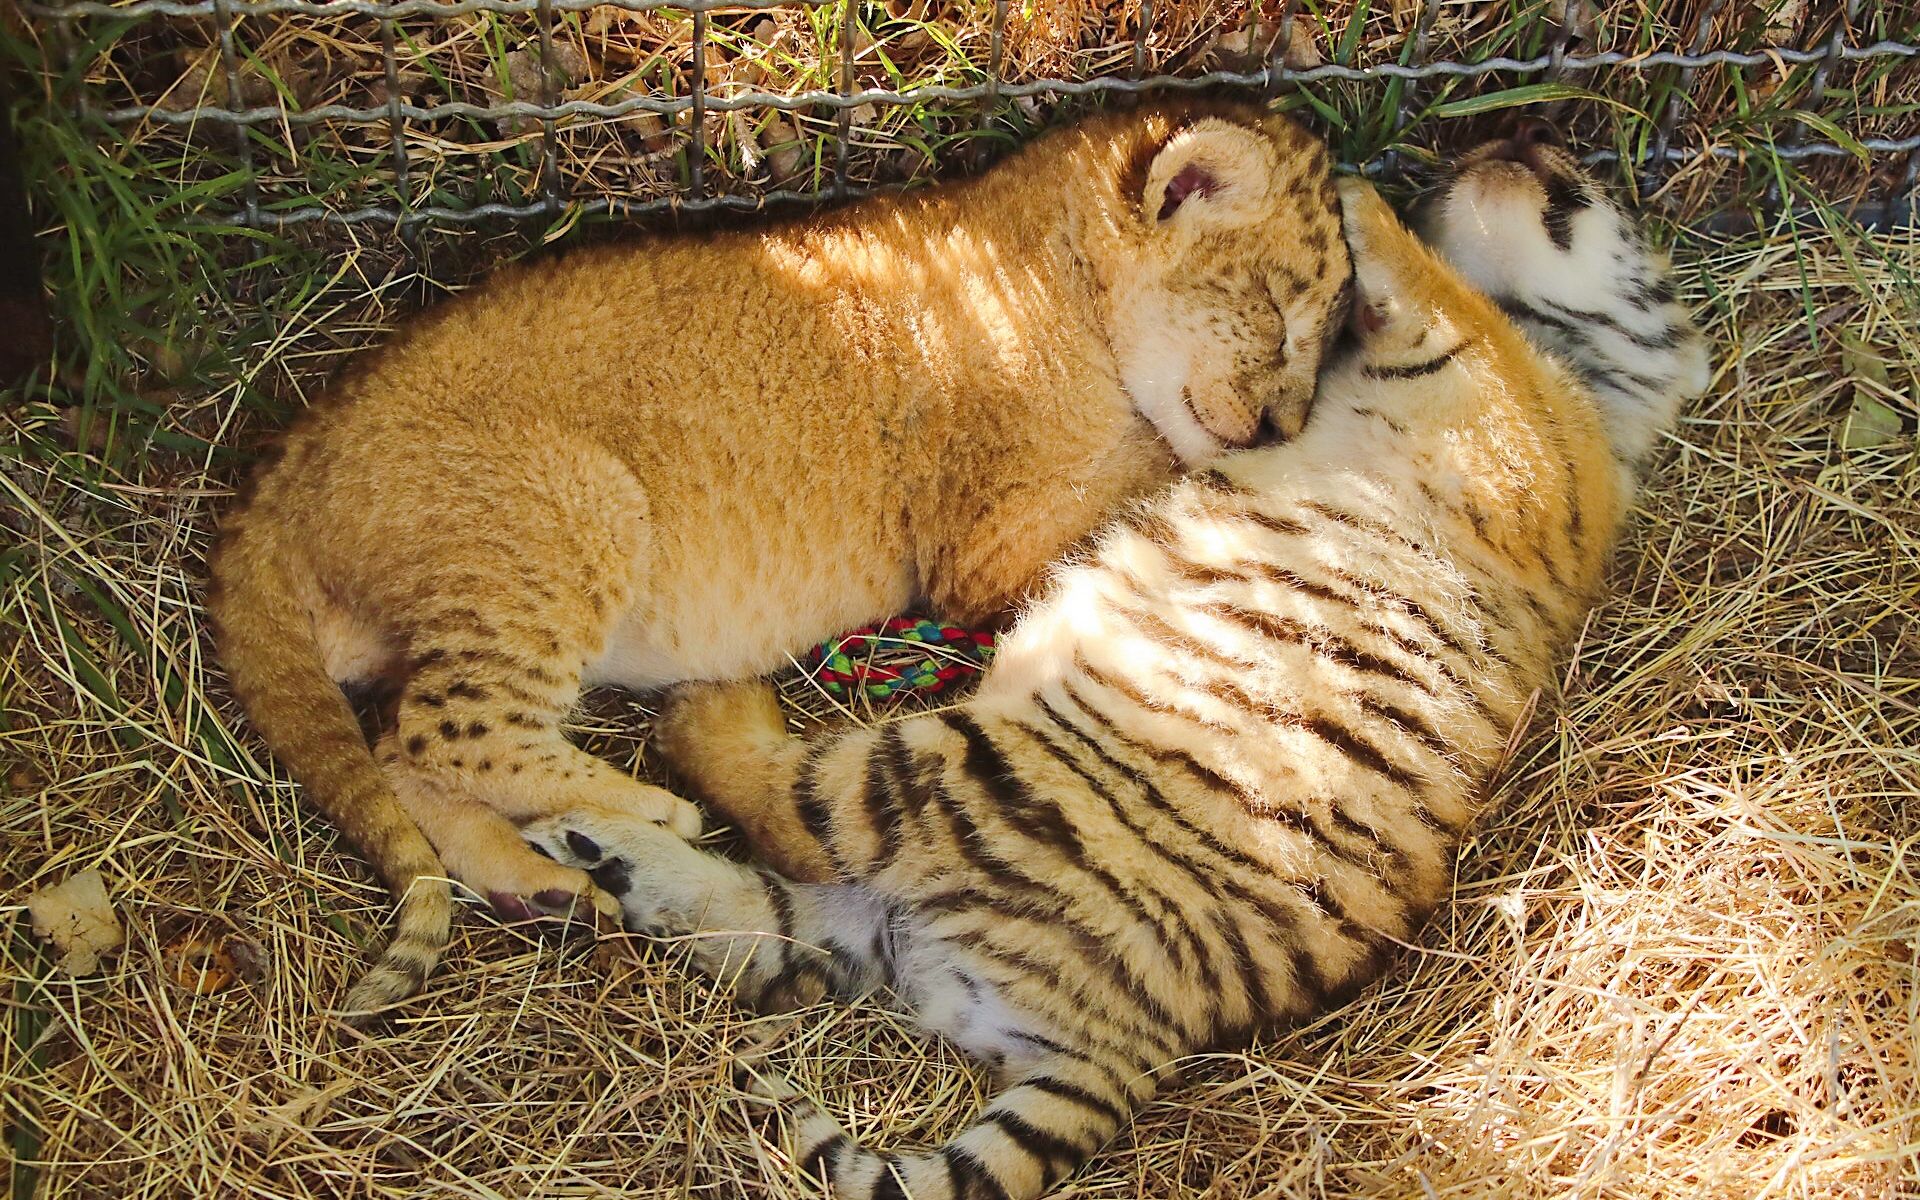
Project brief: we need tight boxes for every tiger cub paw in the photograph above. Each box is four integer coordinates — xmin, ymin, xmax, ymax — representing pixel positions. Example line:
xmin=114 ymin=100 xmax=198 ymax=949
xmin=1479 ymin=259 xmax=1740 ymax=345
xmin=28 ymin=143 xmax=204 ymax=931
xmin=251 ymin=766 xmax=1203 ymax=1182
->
xmin=523 ymin=813 xmax=686 ymax=938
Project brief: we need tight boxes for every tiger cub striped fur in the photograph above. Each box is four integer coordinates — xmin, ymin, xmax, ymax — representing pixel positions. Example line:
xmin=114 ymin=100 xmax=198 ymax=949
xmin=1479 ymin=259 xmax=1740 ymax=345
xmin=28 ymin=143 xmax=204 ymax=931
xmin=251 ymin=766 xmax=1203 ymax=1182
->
xmin=526 ymin=127 xmax=1711 ymax=1200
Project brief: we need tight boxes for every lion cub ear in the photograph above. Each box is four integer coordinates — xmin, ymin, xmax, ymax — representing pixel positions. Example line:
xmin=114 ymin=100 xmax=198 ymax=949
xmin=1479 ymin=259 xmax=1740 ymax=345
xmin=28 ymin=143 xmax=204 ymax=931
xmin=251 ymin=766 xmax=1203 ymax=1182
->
xmin=1144 ymin=118 xmax=1277 ymax=227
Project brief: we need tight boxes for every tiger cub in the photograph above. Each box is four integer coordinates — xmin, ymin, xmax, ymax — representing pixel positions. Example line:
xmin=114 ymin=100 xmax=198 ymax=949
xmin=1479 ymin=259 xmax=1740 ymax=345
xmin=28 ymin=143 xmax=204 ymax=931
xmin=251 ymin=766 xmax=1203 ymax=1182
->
xmin=525 ymin=123 xmax=1710 ymax=1200
xmin=207 ymin=99 xmax=1353 ymax=1017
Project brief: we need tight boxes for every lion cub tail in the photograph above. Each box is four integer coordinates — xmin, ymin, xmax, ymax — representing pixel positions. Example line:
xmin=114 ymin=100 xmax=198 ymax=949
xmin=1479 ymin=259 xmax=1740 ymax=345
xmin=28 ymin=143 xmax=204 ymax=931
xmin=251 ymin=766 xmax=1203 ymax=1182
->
xmin=207 ymin=523 xmax=452 ymax=1023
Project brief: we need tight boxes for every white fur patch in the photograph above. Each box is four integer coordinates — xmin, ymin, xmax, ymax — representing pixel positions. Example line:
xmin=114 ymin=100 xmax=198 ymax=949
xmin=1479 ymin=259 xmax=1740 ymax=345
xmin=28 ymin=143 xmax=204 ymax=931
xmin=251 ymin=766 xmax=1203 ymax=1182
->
xmin=1112 ymin=298 xmax=1219 ymax=466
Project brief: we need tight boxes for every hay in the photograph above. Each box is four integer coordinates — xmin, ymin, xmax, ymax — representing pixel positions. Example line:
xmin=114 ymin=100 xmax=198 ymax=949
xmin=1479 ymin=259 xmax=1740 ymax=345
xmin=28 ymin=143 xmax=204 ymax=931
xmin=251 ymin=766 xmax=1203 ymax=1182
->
xmin=6 ymin=212 xmax=1917 ymax=1200
xmin=5 ymin=2 xmax=1920 ymax=1197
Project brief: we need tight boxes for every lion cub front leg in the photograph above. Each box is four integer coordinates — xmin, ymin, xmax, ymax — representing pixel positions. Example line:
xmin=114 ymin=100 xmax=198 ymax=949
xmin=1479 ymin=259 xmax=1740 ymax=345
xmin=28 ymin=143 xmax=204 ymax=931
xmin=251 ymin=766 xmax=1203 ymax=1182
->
xmin=652 ymin=682 xmax=841 ymax=883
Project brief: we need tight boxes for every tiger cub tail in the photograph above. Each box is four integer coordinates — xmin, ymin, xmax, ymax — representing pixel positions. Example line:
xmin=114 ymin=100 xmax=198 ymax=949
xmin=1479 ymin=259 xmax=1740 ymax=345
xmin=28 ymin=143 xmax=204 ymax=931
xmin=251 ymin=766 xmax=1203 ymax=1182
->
xmin=772 ymin=1051 xmax=1149 ymax=1200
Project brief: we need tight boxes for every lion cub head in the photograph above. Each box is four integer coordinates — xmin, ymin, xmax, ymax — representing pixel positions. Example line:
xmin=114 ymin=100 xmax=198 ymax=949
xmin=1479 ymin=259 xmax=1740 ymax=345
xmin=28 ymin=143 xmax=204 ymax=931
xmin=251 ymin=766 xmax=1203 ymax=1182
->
xmin=1085 ymin=103 xmax=1351 ymax=465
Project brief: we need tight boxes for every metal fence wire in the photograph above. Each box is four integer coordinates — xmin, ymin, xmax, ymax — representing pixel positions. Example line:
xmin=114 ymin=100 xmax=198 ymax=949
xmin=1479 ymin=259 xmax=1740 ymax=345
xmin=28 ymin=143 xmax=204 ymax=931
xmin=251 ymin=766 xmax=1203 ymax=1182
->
xmin=25 ymin=0 xmax=1920 ymax=233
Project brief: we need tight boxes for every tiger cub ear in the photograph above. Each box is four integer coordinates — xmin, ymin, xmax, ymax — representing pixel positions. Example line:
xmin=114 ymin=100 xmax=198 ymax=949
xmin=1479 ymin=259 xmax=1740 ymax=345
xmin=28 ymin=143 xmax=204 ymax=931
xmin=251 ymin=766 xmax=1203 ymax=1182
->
xmin=1335 ymin=177 xmax=1430 ymax=344
xmin=1144 ymin=118 xmax=1278 ymax=227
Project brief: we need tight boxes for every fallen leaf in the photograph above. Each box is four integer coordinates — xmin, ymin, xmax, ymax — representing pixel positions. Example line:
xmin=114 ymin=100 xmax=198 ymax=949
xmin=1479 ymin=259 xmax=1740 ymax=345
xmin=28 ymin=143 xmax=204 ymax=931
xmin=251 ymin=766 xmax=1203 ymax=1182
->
xmin=27 ymin=869 xmax=124 ymax=976
xmin=1841 ymin=393 xmax=1904 ymax=452
xmin=1837 ymin=330 xmax=1906 ymax=451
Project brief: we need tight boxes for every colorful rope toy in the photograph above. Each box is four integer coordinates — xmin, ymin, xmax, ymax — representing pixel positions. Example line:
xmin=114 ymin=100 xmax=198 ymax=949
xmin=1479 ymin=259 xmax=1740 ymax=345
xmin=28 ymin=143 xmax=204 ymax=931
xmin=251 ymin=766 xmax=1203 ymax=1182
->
xmin=806 ymin=616 xmax=996 ymax=701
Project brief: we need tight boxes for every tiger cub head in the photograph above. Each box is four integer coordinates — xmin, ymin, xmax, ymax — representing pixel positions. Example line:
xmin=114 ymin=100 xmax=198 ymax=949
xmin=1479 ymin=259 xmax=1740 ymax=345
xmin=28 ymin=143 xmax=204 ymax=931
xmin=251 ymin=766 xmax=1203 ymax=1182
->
xmin=1416 ymin=118 xmax=1712 ymax=469
xmin=1088 ymin=103 xmax=1353 ymax=465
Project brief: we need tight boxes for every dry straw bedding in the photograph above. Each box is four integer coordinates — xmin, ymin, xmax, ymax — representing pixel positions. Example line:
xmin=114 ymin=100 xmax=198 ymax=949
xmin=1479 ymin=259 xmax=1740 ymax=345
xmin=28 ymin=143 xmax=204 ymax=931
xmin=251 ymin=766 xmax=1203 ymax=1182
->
xmin=5 ymin=4 xmax=1920 ymax=1199
xmin=6 ymin=219 xmax=1919 ymax=1200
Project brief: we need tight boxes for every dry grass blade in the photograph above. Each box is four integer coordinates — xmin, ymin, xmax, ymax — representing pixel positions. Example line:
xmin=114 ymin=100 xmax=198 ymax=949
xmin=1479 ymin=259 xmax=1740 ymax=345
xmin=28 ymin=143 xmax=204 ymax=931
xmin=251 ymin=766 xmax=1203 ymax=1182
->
xmin=4 ymin=3 xmax=1920 ymax=1199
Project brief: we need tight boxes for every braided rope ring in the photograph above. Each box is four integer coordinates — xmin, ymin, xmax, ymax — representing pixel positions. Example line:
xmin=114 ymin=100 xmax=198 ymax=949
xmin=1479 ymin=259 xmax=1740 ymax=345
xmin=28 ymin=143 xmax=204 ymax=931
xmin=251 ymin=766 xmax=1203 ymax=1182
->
xmin=805 ymin=616 xmax=996 ymax=702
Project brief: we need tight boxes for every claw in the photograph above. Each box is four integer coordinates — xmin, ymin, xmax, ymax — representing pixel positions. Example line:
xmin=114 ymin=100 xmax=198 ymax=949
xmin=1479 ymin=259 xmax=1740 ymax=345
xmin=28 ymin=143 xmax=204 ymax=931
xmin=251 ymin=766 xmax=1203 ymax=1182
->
xmin=589 ymin=885 xmax=622 ymax=922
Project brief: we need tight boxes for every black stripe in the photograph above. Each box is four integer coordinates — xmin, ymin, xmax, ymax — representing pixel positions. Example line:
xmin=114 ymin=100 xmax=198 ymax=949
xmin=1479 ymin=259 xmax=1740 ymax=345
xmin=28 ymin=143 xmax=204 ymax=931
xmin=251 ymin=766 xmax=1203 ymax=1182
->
xmin=1161 ymin=549 xmax=1361 ymax=615
xmin=1326 ymin=800 xmax=1408 ymax=862
xmin=926 ymin=736 xmax=1194 ymax=1039
xmin=1235 ymin=506 xmax=1310 ymax=537
xmin=942 ymin=1145 xmax=966 ymax=1199
xmin=1048 ymin=684 xmax=1343 ymax=987
xmin=860 ymin=726 xmax=910 ymax=869
xmin=1498 ymin=294 xmax=1578 ymax=338
xmin=950 ymin=720 xmax=1189 ymax=971
xmin=1362 ymin=341 xmax=1465 ymax=380
xmin=1352 ymin=694 xmax=1452 ymax=759
xmin=1301 ymin=499 xmax=1434 ymax=559
xmin=1350 ymin=405 xmax=1409 ymax=435
xmin=1112 ymin=602 xmax=1251 ymax=675
xmin=1539 ymin=295 xmax=1686 ymax=351
xmin=798 ymin=1131 xmax=847 ymax=1179
xmin=1175 ymin=681 xmax=1397 ymax=871
xmin=871 ymin=1160 xmax=909 ymax=1200
xmin=1186 ymin=496 xmax=1309 ymax=538
xmin=1192 ymin=467 xmax=1246 ymax=495
xmin=1008 ymin=718 xmax=1214 ymax=983
xmin=1247 ymin=562 xmax=1367 ymax=609
xmin=939 ymin=926 xmax=1175 ymax=1065
xmin=791 ymin=741 xmax=837 ymax=858
xmin=1301 ymin=714 xmax=1425 ymax=791
xmin=1077 ymin=655 xmax=1238 ymax=736
xmin=1330 ymin=569 xmax=1491 ymax=668
xmin=1541 ymin=175 xmax=1589 ymax=251
xmin=759 ymin=871 xmax=796 ymax=968
xmin=1053 ymin=684 xmax=1380 ymax=1002
xmin=1201 ymin=602 xmax=1431 ymax=694
xmin=1023 ymin=1075 xmax=1128 ymax=1129
xmin=1371 ymin=626 xmax=1505 ymax=728
xmin=1125 ymin=506 xmax=1181 ymax=548
xmin=942 ymin=1144 xmax=1011 ymax=1200
xmin=984 ymin=1109 xmax=1086 ymax=1184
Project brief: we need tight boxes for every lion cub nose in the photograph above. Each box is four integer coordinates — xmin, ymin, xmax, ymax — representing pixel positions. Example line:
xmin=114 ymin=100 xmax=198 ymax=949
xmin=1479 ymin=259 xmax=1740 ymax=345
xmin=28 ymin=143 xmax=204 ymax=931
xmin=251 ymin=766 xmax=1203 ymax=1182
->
xmin=1249 ymin=406 xmax=1300 ymax=447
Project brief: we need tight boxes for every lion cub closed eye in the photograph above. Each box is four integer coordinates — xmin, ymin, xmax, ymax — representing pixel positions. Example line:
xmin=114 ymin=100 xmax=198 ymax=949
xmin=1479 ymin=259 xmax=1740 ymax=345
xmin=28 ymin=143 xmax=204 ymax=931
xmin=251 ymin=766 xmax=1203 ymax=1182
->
xmin=206 ymin=99 xmax=1353 ymax=1018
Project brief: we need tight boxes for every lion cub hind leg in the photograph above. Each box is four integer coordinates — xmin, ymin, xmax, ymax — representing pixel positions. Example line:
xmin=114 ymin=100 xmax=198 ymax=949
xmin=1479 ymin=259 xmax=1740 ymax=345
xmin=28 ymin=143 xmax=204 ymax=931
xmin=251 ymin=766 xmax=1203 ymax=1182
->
xmin=379 ymin=578 xmax=704 ymax=917
xmin=385 ymin=687 xmax=702 ymax=913
xmin=652 ymin=681 xmax=840 ymax=884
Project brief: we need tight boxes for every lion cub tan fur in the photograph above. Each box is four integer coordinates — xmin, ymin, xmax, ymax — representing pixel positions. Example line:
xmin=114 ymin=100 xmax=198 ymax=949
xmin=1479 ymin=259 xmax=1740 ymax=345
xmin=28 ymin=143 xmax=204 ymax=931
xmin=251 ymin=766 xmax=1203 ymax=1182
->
xmin=207 ymin=99 xmax=1353 ymax=1016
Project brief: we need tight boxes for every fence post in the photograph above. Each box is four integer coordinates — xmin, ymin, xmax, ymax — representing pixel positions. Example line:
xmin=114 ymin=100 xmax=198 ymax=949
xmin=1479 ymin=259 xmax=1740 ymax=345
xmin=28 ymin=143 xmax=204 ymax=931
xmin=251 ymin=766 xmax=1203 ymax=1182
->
xmin=379 ymin=4 xmax=420 ymax=261
xmin=1378 ymin=0 xmax=1442 ymax=185
xmin=210 ymin=0 xmax=262 ymax=231
xmin=1644 ymin=0 xmax=1727 ymax=202
xmin=689 ymin=4 xmax=708 ymax=202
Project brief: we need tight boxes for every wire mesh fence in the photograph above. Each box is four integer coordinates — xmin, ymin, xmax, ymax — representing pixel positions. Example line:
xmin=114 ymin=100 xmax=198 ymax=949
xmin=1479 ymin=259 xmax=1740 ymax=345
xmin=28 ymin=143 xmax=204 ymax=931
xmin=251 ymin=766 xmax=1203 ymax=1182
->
xmin=19 ymin=1 xmax=1920 ymax=234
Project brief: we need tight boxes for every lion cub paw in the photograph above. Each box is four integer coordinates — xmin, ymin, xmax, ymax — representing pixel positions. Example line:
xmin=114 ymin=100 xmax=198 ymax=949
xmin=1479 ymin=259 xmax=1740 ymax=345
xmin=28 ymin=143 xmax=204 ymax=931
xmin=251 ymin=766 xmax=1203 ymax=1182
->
xmin=445 ymin=835 xmax=619 ymax=930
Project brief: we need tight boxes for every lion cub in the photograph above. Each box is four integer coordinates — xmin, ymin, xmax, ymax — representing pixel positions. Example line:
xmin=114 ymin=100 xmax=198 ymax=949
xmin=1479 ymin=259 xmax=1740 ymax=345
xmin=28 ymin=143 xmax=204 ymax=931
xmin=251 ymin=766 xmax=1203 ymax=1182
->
xmin=208 ymin=99 xmax=1353 ymax=1016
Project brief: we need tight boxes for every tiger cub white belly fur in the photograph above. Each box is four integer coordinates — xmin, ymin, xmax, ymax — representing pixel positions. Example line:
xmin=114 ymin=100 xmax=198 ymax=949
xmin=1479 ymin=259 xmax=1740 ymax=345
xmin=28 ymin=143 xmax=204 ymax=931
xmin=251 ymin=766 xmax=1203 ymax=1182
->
xmin=527 ymin=126 xmax=1711 ymax=1200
